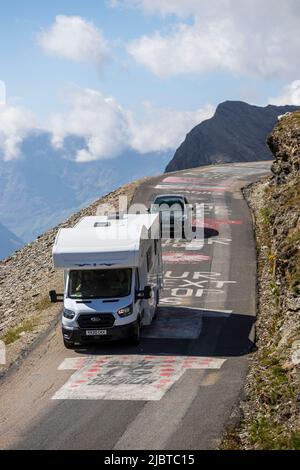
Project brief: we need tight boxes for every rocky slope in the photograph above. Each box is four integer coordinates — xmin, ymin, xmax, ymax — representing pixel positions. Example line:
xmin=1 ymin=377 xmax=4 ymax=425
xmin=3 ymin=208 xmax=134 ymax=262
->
xmin=222 ymin=111 xmax=300 ymax=449
xmin=0 ymin=179 xmax=143 ymax=376
xmin=166 ymin=101 xmax=299 ymax=173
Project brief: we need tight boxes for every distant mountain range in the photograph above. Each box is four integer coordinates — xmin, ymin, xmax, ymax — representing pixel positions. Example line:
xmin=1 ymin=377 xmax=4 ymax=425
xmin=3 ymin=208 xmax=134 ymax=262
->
xmin=165 ymin=101 xmax=299 ymax=172
xmin=0 ymin=131 xmax=170 ymax=254
xmin=0 ymin=222 xmax=24 ymax=260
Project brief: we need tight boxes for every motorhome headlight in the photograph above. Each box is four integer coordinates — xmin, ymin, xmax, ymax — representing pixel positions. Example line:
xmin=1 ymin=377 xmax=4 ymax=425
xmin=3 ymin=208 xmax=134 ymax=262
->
xmin=117 ymin=304 xmax=133 ymax=317
xmin=63 ymin=308 xmax=76 ymax=319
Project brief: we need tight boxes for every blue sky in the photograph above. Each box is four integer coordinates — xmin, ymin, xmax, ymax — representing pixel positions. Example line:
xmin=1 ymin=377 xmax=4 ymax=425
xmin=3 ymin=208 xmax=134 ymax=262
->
xmin=0 ymin=0 xmax=299 ymax=162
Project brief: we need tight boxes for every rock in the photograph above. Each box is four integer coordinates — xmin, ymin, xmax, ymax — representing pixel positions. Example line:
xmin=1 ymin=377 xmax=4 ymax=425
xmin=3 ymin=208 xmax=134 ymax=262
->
xmin=282 ymin=361 xmax=294 ymax=371
xmin=291 ymin=341 xmax=300 ymax=365
xmin=296 ymin=395 xmax=300 ymax=413
xmin=268 ymin=112 xmax=300 ymax=184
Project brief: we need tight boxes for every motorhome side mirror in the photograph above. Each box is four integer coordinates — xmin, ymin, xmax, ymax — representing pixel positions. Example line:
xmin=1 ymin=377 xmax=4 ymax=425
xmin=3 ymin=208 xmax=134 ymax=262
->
xmin=144 ymin=285 xmax=152 ymax=300
xmin=135 ymin=286 xmax=152 ymax=300
xmin=49 ymin=290 xmax=58 ymax=303
xmin=136 ymin=290 xmax=143 ymax=300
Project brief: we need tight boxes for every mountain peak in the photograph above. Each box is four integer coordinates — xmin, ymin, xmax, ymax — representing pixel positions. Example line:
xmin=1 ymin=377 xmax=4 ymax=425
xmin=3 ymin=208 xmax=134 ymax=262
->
xmin=165 ymin=101 xmax=300 ymax=173
xmin=216 ymin=100 xmax=250 ymax=110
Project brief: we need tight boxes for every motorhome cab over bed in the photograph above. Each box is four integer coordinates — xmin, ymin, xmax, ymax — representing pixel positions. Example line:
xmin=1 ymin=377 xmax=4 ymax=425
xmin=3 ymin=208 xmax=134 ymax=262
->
xmin=50 ymin=213 xmax=163 ymax=348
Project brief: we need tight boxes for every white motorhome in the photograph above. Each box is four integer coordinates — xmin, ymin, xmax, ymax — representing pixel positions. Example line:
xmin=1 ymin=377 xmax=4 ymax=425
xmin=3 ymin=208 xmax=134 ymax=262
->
xmin=50 ymin=213 xmax=163 ymax=348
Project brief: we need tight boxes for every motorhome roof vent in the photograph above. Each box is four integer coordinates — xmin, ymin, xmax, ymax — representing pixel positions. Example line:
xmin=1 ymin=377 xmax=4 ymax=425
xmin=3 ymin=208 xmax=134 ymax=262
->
xmin=94 ymin=221 xmax=111 ymax=228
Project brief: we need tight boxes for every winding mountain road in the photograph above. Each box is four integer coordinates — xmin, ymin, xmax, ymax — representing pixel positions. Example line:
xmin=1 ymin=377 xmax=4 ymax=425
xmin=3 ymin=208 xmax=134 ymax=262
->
xmin=0 ymin=161 xmax=271 ymax=450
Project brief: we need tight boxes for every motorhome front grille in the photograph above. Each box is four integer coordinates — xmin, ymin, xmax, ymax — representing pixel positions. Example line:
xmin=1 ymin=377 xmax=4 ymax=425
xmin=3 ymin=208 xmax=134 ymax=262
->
xmin=77 ymin=313 xmax=115 ymax=329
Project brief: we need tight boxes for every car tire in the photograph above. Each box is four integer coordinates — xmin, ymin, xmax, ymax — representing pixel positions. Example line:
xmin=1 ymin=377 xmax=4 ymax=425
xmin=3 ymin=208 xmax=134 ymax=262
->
xmin=63 ymin=339 xmax=75 ymax=349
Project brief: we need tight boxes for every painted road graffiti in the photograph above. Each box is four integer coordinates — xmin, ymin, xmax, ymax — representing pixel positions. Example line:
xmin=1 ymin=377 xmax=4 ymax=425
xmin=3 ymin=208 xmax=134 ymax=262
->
xmin=163 ymin=177 xmax=227 ymax=184
xmin=182 ymin=171 xmax=230 ymax=179
xmin=204 ymin=204 xmax=233 ymax=216
xmin=155 ymin=173 xmax=229 ymax=193
xmin=193 ymin=218 xmax=243 ymax=229
xmin=162 ymin=238 xmax=232 ymax=249
xmin=204 ymin=218 xmax=242 ymax=226
xmin=53 ymin=355 xmax=226 ymax=401
xmin=155 ymin=184 xmax=228 ymax=192
xmin=189 ymin=169 xmax=237 ymax=177
xmin=206 ymin=237 xmax=232 ymax=245
xmin=163 ymin=252 xmax=211 ymax=264
xmin=160 ymin=271 xmax=237 ymax=306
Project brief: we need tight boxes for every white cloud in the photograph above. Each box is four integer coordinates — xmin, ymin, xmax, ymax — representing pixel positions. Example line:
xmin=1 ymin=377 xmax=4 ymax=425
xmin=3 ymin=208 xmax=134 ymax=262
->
xmin=0 ymin=80 xmax=6 ymax=105
xmin=0 ymin=86 xmax=212 ymax=162
xmin=108 ymin=0 xmax=200 ymax=17
xmin=127 ymin=102 xmax=214 ymax=153
xmin=37 ymin=15 xmax=109 ymax=67
xmin=49 ymin=87 xmax=213 ymax=161
xmin=269 ymin=80 xmax=300 ymax=106
xmin=50 ymin=88 xmax=130 ymax=162
xmin=0 ymin=104 xmax=36 ymax=160
xmin=124 ymin=0 xmax=300 ymax=80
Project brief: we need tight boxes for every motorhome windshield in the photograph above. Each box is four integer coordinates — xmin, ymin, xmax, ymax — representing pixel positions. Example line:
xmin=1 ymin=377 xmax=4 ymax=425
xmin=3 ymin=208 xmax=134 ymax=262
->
xmin=68 ymin=269 xmax=132 ymax=299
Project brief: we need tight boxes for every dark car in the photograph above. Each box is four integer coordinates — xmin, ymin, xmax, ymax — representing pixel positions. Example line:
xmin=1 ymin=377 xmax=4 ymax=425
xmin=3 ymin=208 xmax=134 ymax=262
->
xmin=150 ymin=194 xmax=193 ymax=238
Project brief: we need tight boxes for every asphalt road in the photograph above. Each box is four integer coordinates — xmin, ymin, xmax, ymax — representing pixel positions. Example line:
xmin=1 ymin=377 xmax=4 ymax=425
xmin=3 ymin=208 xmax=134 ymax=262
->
xmin=0 ymin=161 xmax=271 ymax=450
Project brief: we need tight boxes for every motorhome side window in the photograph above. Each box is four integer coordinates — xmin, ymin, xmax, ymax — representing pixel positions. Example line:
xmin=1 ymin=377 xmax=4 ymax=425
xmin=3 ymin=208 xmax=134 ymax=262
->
xmin=68 ymin=269 xmax=132 ymax=299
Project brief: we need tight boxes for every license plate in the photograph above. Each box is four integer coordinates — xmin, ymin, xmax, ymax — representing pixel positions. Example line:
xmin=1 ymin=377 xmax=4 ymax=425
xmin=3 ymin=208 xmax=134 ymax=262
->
xmin=86 ymin=330 xmax=107 ymax=336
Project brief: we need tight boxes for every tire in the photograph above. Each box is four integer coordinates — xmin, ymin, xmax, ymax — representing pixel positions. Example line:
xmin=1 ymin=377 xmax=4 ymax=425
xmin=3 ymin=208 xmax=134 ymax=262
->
xmin=63 ymin=339 xmax=75 ymax=349
xmin=128 ymin=320 xmax=141 ymax=346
